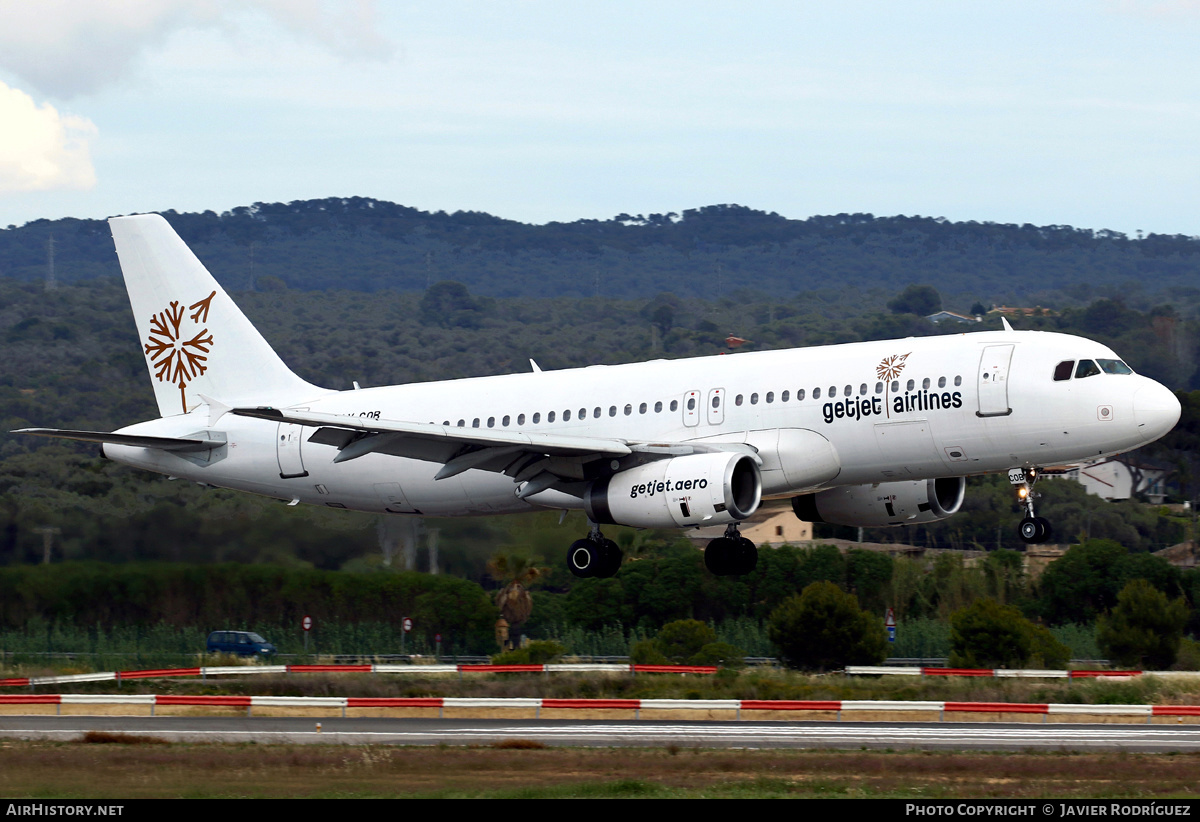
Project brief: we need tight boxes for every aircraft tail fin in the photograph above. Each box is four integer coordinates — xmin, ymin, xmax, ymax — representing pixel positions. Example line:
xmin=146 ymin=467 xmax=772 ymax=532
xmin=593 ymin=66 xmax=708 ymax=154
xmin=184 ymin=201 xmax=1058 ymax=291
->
xmin=109 ymin=214 xmax=323 ymax=417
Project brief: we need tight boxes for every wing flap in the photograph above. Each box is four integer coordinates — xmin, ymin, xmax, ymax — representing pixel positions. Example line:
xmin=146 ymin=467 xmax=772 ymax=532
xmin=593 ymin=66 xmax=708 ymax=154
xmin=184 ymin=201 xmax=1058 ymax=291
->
xmin=232 ymin=407 xmax=633 ymax=458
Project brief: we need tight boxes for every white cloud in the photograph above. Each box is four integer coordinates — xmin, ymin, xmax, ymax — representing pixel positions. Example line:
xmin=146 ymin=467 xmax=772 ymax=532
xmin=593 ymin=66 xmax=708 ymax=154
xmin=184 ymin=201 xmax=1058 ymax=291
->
xmin=0 ymin=82 xmax=97 ymax=193
xmin=0 ymin=0 xmax=392 ymax=98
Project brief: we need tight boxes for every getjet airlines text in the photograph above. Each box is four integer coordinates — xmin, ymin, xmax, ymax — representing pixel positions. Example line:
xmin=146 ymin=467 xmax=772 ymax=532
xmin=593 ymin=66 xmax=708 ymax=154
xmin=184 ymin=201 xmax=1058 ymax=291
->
xmin=823 ymin=390 xmax=963 ymax=424
xmin=629 ymin=479 xmax=708 ymax=499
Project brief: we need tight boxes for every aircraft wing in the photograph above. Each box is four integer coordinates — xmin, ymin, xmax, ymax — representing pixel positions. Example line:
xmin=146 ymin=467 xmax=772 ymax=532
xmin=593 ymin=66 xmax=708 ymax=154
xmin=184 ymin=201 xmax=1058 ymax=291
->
xmin=231 ymin=406 xmax=752 ymax=497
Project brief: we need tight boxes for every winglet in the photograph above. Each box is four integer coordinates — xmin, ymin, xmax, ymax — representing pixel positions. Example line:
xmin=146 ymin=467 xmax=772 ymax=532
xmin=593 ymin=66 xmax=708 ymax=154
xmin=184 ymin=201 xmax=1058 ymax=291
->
xmin=530 ymin=359 xmax=542 ymax=373
xmin=1001 ymin=317 xmax=1014 ymax=332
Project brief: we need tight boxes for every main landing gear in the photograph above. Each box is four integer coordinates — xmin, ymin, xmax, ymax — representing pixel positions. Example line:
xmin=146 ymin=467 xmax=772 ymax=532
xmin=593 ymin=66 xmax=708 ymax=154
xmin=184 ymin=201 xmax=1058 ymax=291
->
xmin=567 ymin=524 xmax=623 ymax=579
xmin=1009 ymin=467 xmax=1054 ymax=545
xmin=705 ymin=524 xmax=759 ymax=576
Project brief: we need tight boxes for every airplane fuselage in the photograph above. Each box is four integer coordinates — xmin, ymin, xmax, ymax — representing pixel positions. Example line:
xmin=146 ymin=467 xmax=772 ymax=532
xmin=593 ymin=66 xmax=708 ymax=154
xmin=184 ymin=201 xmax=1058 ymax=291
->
xmin=105 ymin=328 xmax=1179 ymax=519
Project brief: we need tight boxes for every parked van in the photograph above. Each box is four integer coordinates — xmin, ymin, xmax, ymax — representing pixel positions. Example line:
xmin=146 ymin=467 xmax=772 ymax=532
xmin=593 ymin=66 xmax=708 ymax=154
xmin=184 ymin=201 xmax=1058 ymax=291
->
xmin=206 ymin=631 xmax=276 ymax=657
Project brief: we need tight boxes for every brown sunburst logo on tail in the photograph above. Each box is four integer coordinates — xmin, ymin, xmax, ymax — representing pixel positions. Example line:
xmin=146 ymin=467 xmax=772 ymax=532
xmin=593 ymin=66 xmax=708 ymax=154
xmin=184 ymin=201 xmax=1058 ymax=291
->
xmin=876 ymin=352 xmax=911 ymax=418
xmin=144 ymin=291 xmax=216 ymax=413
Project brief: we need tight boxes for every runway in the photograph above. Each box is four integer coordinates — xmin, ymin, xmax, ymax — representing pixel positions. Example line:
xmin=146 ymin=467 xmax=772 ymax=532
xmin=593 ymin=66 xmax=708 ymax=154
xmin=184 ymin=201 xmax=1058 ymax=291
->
xmin=5 ymin=716 xmax=1200 ymax=752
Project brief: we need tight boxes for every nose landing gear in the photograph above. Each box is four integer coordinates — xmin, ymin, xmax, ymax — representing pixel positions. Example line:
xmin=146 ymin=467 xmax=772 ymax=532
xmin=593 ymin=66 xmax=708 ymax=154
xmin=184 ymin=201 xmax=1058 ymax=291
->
xmin=704 ymin=523 xmax=759 ymax=576
xmin=1009 ymin=467 xmax=1054 ymax=545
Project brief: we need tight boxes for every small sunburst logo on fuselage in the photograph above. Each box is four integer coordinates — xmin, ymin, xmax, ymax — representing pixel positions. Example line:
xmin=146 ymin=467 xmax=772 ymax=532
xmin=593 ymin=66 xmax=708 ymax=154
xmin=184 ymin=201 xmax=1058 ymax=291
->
xmin=876 ymin=352 xmax=911 ymax=418
xmin=143 ymin=290 xmax=216 ymax=413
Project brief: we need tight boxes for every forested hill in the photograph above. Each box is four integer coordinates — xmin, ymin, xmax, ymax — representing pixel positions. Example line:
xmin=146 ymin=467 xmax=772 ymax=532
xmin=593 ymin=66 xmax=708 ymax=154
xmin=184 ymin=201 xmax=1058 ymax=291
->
xmin=2 ymin=198 xmax=1198 ymax=303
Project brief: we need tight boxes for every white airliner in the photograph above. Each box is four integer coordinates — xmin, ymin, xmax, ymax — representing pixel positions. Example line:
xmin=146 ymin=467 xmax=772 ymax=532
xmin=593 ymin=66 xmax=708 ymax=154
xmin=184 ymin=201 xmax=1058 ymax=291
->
xmin=17 ymin=215 xmax=1182 ymax=577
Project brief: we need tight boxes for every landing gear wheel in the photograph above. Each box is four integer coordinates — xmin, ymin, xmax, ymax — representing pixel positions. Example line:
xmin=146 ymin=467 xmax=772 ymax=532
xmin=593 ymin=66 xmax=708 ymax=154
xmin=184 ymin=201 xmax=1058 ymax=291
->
xmin=705 ymin=537 xmax=734 ymax=576
xmin=1019 ymin=516 xmax=1053 ymax=544
xmin=705 ymin=533 xmax=759 ymax=576
xmin=735 ymin=537 xmax=758 ymax=575
xmin=1019 ymin=517 xmax=1042 ymax=544
xmin=1034 ymin=516 xmax=1053 ymax=544
xmin=595 ymin=538 xmax=623 ymax=578
xmin=568 ymin=539 xmax=600 ymax=578
xmin=568 ymin=536 xmax=623 ymax=579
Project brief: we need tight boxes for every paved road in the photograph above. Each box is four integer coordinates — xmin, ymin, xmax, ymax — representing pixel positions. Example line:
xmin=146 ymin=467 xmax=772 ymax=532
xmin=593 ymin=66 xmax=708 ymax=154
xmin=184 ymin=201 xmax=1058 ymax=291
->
xmin=5 ymin=716 xmax=1200 ymax=752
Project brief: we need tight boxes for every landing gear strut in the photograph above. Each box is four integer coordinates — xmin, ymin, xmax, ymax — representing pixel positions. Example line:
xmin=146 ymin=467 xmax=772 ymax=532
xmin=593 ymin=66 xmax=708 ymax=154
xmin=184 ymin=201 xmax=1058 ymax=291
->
xmin=567 ymin=522 xmax=623 ymax=579
xmin=705 ymin=523 xmax=759 ymax=576
xmin=1009 ymin=467 xmax=1054 ymax=545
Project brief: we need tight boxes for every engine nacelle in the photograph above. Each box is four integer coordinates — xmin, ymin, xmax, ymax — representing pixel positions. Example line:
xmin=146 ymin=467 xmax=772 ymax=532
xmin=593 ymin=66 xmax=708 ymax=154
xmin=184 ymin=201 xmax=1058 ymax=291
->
xmin=584 ymin=452 xmax=762 ymax=529
xmin=791 ymin=477 xmax=966 ymax=527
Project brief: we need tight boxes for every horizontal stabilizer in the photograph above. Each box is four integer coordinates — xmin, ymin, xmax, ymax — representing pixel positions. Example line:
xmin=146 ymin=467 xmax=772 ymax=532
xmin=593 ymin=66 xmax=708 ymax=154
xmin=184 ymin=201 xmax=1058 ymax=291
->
xmin=13 ymin=428 xmax=223 ymax=453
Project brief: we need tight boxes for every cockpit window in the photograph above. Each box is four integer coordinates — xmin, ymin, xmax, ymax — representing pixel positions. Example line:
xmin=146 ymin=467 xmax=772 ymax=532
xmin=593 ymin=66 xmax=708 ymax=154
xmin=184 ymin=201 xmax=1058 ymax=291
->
xmin=1053 ymin=361 xmax=1074 ymax=381
xmin=1097 ymin=358 xmax=1133 ymax=375
xmin=1075 ymin=359 xmax=1101 ymax=379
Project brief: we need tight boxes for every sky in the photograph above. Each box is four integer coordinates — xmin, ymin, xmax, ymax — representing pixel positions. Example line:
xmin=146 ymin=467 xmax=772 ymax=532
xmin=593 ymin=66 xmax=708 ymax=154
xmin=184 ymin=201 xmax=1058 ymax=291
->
xmin=0 ymin=0 xmax=1198 ymax=235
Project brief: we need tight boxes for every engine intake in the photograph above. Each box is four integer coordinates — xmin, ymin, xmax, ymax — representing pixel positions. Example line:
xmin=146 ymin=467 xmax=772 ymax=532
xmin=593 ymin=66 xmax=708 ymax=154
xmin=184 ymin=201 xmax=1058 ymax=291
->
xmin=792 ymin=477 xmax=966 ymax=527
xmin=585 ymin=452 xmax=761 ymax=529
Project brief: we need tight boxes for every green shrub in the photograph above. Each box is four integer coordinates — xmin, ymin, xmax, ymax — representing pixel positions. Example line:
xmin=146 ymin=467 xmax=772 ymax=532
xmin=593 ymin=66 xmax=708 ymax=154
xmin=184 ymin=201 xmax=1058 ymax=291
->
xmin=767 ymin=581 xmax=887 ymax=670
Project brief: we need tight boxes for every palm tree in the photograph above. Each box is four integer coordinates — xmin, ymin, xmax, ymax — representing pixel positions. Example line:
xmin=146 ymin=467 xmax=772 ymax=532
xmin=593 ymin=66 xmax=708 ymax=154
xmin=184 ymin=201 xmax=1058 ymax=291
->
xmin=487 ymin=553 xmax=548 ymax=649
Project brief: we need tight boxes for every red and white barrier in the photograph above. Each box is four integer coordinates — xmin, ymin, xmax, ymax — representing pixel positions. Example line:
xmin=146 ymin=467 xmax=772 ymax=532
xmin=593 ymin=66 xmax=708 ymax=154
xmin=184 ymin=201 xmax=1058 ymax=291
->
xmin=0 ymin=662 xmax=712 ymax=689
xmin=2 ymin=693 xmax=1199 ymax=721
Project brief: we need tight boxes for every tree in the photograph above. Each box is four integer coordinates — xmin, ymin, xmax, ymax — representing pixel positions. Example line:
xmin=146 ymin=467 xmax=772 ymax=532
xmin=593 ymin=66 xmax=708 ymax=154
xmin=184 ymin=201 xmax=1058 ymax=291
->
xmin=767 ymin=581 xmax=887 ymax=670
xmin=487 ymin=553 xmax=548 ymax=648
xmin=948 ymin=598 xmax=1068 ymax=669
xmin=887 ymin=284 xmax=942 ymax=316
xmin=655 ymin=619 xmax=717 ymax=662
xmin=1097 ymin=579 xmax=1189 ymax=669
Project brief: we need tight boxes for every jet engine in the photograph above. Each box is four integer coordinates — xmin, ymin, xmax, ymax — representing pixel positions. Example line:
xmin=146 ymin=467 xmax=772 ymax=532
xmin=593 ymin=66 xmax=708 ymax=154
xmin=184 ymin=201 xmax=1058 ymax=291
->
xmin=791 ymin=477 xmax=966 ymax=527
xmin=584 ymin=452 xmax=761 ymax=529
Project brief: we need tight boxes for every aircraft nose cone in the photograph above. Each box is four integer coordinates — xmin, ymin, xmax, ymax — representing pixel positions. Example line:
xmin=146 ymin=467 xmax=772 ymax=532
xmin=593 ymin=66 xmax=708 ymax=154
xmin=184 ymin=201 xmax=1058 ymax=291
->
xmin=1133 ymin=381 xmax=1181 ymax=440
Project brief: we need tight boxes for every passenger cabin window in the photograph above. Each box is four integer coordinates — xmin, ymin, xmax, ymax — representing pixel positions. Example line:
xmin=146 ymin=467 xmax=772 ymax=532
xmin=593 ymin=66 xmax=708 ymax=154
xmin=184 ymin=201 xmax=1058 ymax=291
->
xmin=750 ymin=393 xmax=759 ymax=405
xmin=1053 ymin=361 xmax=1074 ymax=381
xmin=533 ymin=412 xmax=541 ymax=423
xmin=670 ymin=400 xmax=678 ymax=411
xmin=797 ymin=389 xmax=805 ymax=400
xmin=1075 ymin=359 xmax=1101 ymax=379
xmin=766 ymin=391 xmax=774 ymax=403
xmin=655 ymin=401 xmax=663 ymax=412
xmin=518 ymin=414 xmax=526 ymax=425
xmin=813 ymin=387 xmax=821 ymax=399
xmin=548 ymin=411 xmax=556 ymax=422
xmin=782 ymin=390 xmax=790 ymax=402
